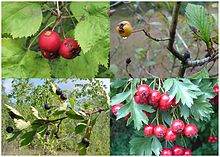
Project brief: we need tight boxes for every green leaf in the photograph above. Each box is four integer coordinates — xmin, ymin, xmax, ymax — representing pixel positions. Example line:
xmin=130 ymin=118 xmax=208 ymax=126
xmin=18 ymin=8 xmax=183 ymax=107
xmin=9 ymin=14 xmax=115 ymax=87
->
xmin=72 ymin=7 xmax=109 ymax=54
xmin=20 ymin=130 xmax=36 ymax=147
xmin=117 ymin=99 xmax=155 ymax=130
xmin=110 ymin=79 xmax=128 ymax=88
xmin=2 ymin=2 xmax=42 ymax=38
xmin=130 ymin=137 xmax=152 ymax=155
xmin=190 ymin=94 xmax=214 ymax=121
xmin=66 ymin=110 xmax=85 ymax=120
xmin=180 ymin=105 xmax=190 ymax=120
xmin=190 ymin=68 xmax=209 ymax=79
xmin=163 ymin=78 xmax=201 ymax=108
xmin=2 ymin=38 xmax=51 ymax=78
xmin=151 ymin=136 xmax=162 ymax=156
xmin=110 ymin=89 xmax=132 ymax=106
xmin=30 ymin=106 xmax=41 ymax=119
xmin=6 ymin=131 xmax=21 ymax=142
xmin=59 ymin=102 xmax=68 ymax=110
xmin=161 ymin=111 xmax=172 ymax=125
xmin=37 ymin=125 xmax=48 ymax=137
xmin=185 ymin=3 xmax=213 ymax=45
xmin=75 ymin=123 xmax=87 ymax=134
xmin=5 ymin=104 xmax=24 ymax=119
xmin=14 ymin=119 xmax=31 ymax=130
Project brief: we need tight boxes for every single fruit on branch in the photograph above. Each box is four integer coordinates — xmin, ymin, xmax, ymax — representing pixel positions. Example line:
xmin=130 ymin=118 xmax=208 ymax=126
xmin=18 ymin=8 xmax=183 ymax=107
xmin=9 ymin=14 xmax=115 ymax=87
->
xmin=116 ymin=21 xmax=133 ymax=37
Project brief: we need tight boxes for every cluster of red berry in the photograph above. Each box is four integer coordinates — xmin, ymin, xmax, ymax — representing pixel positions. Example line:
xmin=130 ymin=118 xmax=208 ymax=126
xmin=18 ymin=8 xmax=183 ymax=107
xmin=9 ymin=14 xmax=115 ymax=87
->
xmin=134 ymin=84 xmax=177 ymax=110
xmin=161 ymin=146 xmax=192 ymax=156
xmin=209 ymin=85 xmax=219 ymax=105
xmin=208 ymin=136 xmax=218 ymax=144
xmin=38 ymin=30 xmax=81 ymax=59
xmin=144 ymin=120 xmax=198 ymax=139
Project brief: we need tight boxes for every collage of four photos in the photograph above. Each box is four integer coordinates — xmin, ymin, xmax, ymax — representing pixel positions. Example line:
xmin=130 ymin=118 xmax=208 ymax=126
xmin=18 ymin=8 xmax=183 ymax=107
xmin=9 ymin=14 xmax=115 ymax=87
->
xmin=1 ymin=1 xmax=219 ymax=156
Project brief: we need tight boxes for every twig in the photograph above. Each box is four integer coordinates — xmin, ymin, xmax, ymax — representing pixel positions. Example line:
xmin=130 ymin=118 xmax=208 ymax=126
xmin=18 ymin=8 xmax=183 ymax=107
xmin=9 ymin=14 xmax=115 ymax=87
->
xmin=167 ymin=2 xmax=185 ymax=62
xmin=126 ymin=64 xmax=134 ymax=78
xmin=132 ymin=29 xmax=170 ymax=41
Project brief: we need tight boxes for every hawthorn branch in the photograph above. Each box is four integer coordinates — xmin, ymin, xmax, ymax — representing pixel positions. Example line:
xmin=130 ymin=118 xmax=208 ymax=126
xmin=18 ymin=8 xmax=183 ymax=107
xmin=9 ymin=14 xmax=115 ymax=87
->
xmin=167 ymin=2 xmax=185 ymax=62
xmin=133 ymin=29 xmax=170 ymax=41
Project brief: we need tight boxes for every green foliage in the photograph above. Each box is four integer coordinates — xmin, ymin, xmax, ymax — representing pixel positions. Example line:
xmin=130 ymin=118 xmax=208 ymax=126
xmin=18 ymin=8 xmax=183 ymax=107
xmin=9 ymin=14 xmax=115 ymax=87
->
xmin=2 ymin=2 xmax=110 ymax=78
xmin=185 ymin=3 xmax=213 ymax=46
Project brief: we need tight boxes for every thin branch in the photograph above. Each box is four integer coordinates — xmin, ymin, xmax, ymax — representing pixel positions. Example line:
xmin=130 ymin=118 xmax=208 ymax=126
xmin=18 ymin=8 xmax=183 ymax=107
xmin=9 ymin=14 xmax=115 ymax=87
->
xmin=167 ymin=2 xmax=185 ymax=61
xmin=133 ymin=29 xmax=170 ymax=41
xmin=126 ymin=64 xmax=134 ymax=78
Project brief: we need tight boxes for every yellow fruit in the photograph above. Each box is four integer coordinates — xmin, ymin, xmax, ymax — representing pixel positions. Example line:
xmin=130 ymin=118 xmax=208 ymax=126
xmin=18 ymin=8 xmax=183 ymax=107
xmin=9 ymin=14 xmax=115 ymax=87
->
xmin=116 ymin=21 xmax=133 ymax=37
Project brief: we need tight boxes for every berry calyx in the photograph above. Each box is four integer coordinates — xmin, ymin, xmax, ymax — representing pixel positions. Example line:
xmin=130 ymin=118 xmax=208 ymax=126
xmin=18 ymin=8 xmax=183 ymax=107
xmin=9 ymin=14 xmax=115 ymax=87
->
xmin=171 ymin=119 xmax=185 ymax=134
xmin=159 ymin=94 xmax=173 ymax=111
xmin=184 ymin=124 xmax=198 ymax=137
xmin=164 ymin=128 xmax=177 ymax=141
xmin=44 ymin=103 xmax=51 ymax=110
xmin=154 ymin=124 xmax=166 ymax=138
xmin=143 ymin=124 xmax=155 ymax=137
xmin=213 ymin=86 xmax=219 ymax=95
xmin=111 ymin=104 xmax=124 ymax=115
xmin=38 ymin=30 xmax=60 ymax=52
xmin=172 ymin=145 xmax=184 ymax=155
xmin=116 ymin=21 xmax=133 ymax=37
xmin=56 ymin=88 xmax=62 ymax=95
xmin=6 ymin=126 xmax=13 ymax=133
xmin=60 ymin=94 xmax=67 ymax=100
xmin=148 ymin=90 xmax=161 ymax=107
xmin=161 ymin=148 xmax=172 ymax=156
xmin=183 ymin=148 xmax=192 ymax=156
xmin=59 ymin=38 xmax=81 ymax=59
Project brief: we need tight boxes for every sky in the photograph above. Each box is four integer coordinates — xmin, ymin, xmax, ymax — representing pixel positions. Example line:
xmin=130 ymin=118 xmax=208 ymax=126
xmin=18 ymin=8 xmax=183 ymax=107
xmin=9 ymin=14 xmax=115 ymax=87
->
xmin=2 ymin=79 xmax=110 ymax=94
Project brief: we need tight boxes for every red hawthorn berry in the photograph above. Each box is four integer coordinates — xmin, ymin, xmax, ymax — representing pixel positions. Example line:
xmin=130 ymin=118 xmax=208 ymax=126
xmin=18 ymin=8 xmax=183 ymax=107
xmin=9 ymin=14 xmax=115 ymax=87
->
xmin=161 ymin=148 xmax=173 ymax=156
xmin=134 ymin=94 xmax=141 ymax=104
xmin=148 ymin=90 xmax=161 ymax=107
xmin=172 ymin=145 xmax=184 ymax=155
xmin=38 ymin=30 xmax=60 ymax=52
xmin=59 ymin=38 xmax=81 ymax=59
xmin=136 ymin=84 xmax=151 ymax=96
xmin=164 ymin=128 xmax=177 ymax=141
xmin=143 ymin=124 xmax=155 ymax=137
xmin=40 ymin=49 xmax=58 ymax=59
xmin=154 ymin=124 xmax=166 ymax=138
xmin=213 ymin=86 xmax=219 ymax=95
xmin=159 ymin=94 xmax=173 ymax=111
xmin=111 ymin=104 xmax=124 ymax=115
xmin=183 ymin=148 xmax=192 ymax=156
xmin=184 ymin=124 xmax=198 ymax=137
xmin=214 ymin=136 xmax=218 ymax=141
xmin=171 ymin=119 xmax=185 ymax=134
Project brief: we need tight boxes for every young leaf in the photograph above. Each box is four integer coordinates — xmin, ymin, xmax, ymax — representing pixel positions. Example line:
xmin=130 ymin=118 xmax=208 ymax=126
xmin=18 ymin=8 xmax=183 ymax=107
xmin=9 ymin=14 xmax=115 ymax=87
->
xmin=130 ymin=137 xmax=152 ymax=155
xmin=117 ymin=99 xmax=155 ymax=130
xmin=14 ymin=119 xmax=31 ymax=130
xmin=75 ymin=123 xmax=87 ymax=134
xmin=190 ymin=94 xmax=214 ymax=121
xmin=5 ymin=104 xmax=24 ymax=119
xmin=185 ymin=3 xmax=213 ymax=45
xmin=151 ymin=136 xmax=162 ymax=156
xmin=30 ymin=106 xmax=41 ymax=119
xmin=20 ymin=130 xmax=36 ymax=147
xmin=2 ymin=2 xmax=42 ymax=38
xmin=110 ymin=89 xmax=132 ymax=106
xmin=163 ymin=78 xmax=201 ymax=108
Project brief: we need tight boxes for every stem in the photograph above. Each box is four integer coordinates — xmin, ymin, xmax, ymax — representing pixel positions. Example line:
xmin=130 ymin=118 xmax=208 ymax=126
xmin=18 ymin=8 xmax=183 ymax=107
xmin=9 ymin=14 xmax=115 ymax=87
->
xmin=181 ymin=134 xmax=187 ymax=148
xmin=59 ymin=19 xmax=66 ymax=39
xmin=156 ymin=108 xmax=159 ymax=125
xmin=27 ymin=20 xmax=56 ymax=51
xmin=56 ymin=1 xmax=60 ymax=18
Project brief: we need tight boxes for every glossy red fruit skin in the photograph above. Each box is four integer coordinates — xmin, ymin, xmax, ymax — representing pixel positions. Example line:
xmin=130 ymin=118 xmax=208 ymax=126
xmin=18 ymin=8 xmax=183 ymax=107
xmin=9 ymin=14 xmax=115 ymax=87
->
xmin=213 ymin=86 xmax=219 ymax=95
xmin=144 ymin=124 xmax=155 ymax=137
xmin=111 ymin=104 xmax=124 ymax=115
xmin=183 ymin=149 xmax=192 ymax=156
xmin=159 ymin=94 xmax=173 ymax=111
xmin=171 ymin=119 xmax=185 ymax=133
xmin=134 ymin=95 xmax=141 ymax=104
xmin=161 ymin=148 xmax=172 ymax=156
xmin=136 ymin=84 xmax=151 ymax=95
xmin=148 ymin=90 xmax=161 ymax=107
xmin=59 ymin=38 xmax=81 ymax=59
xmin=39 ymin=30 xmax=60 ymax=52
xmin=172 ymin=145 xmax=184 ymax=155
xmin=40 ymin=49 xmax=58 ymax=59
xmin=154 ymin=124 xmax=166 ymax=138
xmin=184 ymin=124 xmax=198 ymax=137
xmin=164 ymin=128 xmax=177 ymax=141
